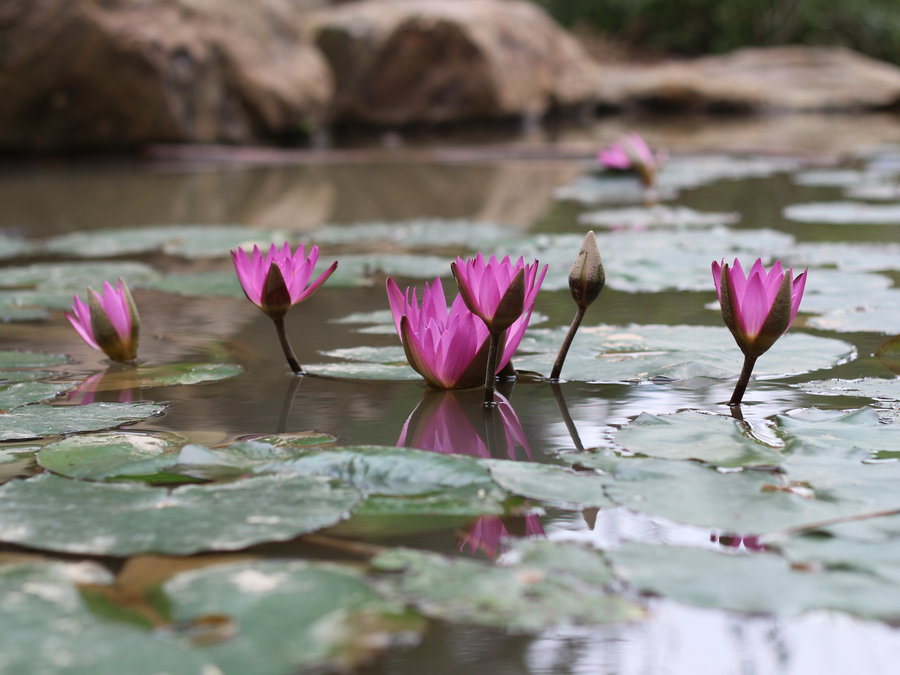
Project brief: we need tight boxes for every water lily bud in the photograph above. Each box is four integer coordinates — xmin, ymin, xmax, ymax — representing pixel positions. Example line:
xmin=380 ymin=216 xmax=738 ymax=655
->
xmin=490 ymin=268 xmax=525 ymax=334
xmin=568 ymin=231 xmax=605 ymax=310
xmin=260 ymin=264 xmax=292 ymax=320
xmin=68 ymin=279 xmax=140 ymax=364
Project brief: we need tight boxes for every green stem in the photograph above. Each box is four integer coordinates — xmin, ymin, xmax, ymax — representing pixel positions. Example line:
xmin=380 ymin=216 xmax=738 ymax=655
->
xmin=483 ymin=331 xmax=501 ymax=406
xmin=729 ymin=354 xmax=757 ymax=406
xmin=273 ymin=317 xmax=303 ymax=375
xmin=550 ymin=306 xmax=586 ymax=381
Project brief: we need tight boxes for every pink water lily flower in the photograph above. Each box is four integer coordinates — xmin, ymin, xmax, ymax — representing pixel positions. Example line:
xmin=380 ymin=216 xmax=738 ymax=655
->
xmin=712 ymin=258 xmax=807 ymax=405
xmin=598 ymin=133 xmax=667 ymax=188
xmin=66 ymin=279 xmax=140 ymax=364
xmin=231 ymin=243 xmax=337 ymax=320
xmin=387 ymin=277 xmax=537 ymax=390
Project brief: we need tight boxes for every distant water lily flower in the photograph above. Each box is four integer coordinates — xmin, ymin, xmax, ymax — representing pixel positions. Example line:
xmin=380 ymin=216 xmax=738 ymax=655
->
xmin=712 ymin=258 xmax=807 ymax=405
xmin=231 ymin=242 xmax=338 ymax=374
xmin=598 ymin=132 xmax=667 ymax=189
xmin=450 ymin=254 xmax=547 ymax=403
xmin=386 ymin=277 xmax=537 ymax=390
xmin=66 ymin=279 xmax=140 ymax=364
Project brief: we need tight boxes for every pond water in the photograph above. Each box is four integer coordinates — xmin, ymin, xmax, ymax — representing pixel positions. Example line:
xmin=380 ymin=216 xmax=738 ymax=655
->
xmin=1 ymin=117 xmax=900 ymax=674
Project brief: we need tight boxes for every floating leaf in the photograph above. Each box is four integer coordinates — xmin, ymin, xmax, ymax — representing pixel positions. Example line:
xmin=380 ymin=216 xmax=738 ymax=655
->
xmin=555 ymin=174 xmax=663 ymax=205
xmin=789 ymin=242 xmax=900 ymax=273
xmin=38 ymin=432 xmax=187 ymax=481
xmin=613 ymin=411 xmax=785 ymax=467
xmin=72 ymin=363 xmax=244 ymax=391
xmin=0 ymin=472 xmax=361 ymax=555
xmin=335 ymin=254 xmax=451 ymax=284
xmin=484 ymin=459 xmax=613 ymax=508
xmin=304 ymin=361 xmax=420 ymax=381
xmin=779 ymin=536 xmax=900 ymax=586
xmin=798 ymin=378 xmax=900 ymax=405
xmin=0 ymin=235 xmax=35 ymax=260
xmin=0 ymin=382 xmax=71 ymax=411
xmin=312 ymin=219 xmax=515 ymax=248
xmin=371 ymin=541 xmax=643 ymax=630
xmin=0 ymin=261 xmax=159 ymax=290
xmin=0 ymin=350 xmax=67 ymax=368
xmin=608 ymin=543 xmax=900 ymax=620
xmin=783 ymin=201 xmax=900 ymax=225
xmin=0 ymin=401 xmax=168 ymax=441
xmin=147 ymin=271 xmax=244 ymax=298
xmin=164 ymin=560 xmax=422 ymax=675
xmin=578 ymin=205 xmax=739 ymax=229
xmin=0 ymin=289 xmax=73 ymax=321
xmin=658 ymin=155 xmax=803 ymax=189
xmin=0 ymin=561 xmax=207 ymax=674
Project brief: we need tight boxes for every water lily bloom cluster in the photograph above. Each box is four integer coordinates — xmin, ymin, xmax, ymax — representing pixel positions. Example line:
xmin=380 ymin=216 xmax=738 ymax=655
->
xmin=386 ymin=277 xmax=538 ymax=390
xmin=712 ymin=258 xmax=807 ymax=404
xmin=66 ymin=279 xmax=140 ymax=364
xmin=598 ymin=132 xmax=667 ymax=188
xmin=231 ymin=242 xmax=338 ymax=374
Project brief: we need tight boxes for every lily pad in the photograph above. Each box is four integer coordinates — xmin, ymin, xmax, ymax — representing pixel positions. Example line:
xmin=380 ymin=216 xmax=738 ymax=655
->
xmin=805 ymin=295 xmax=900 ymax=334
xmin=780 ymin=536 xmax=900 ymax=586
xmin=484 ymin=459 xmax=613 ymax=508
xmin=0 ymin=401 xmax=168 ymax=441
xmin=334 ymin=254 xmax=452 ymax=285
xmin=792 ymin=169 xmax=890 ymax=187
xmin=371 ymin=541 xmax=643 ymax=631
xmin=789 ymin=242 xmax=900 ymax=273
xmin=312 ymin=219 xmax=515 ymax=249
xmin=42 ymin=224 xmax=286 ymax=259
xmin=608 ymin=543 xmax=900 ymax=620
xmin=72 ymin=363 xmax=244 ymax=391
xmin=0 ymin=261 xmax=159 ymax=290
xmin=0 ymin=472 xmax=362 ymax=555
xmin=783 ymin=201 xmax=900 ymax=225
xmin=578 ymin=205 xmax=739 ymax=229
xmin=0 ymin=560 xmax=207 ymax=674
xmin=0 ymin=235 xmax=35 ymax=260
xmin=613 ymin=411 xmax=785 ymax=467
xmin=164 ymin=560 xmax=422 ymax=675
xmin=147 ymin=271 xmax=245 ymax=298
xmin=555 ymin=174 xmax=664 ymax=205
xmin=0 ymin=289 xmax=75 ymax=321
xmin=0 ymin=350 xmax=67 ymax=368
xmin=515 ymin=324 xmax=854 ymax=383
xmin=797 ymin=378 xmax=900 ymax=405
xmin=0 ymin=381 xmax=71 ymax=411
xmin=658 ymin=155 xmax=803 ymax=190
xmin=304 ymin=360 xmax=421 ymax=381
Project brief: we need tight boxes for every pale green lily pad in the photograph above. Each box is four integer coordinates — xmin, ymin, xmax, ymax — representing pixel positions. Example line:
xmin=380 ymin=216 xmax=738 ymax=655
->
xmin=42 ymin=224 xmax=286 ymax=259
xmin=555 ymin=174 xmax=663 ymax=204
xmin=164 ymin=560 xmax=422 ymax=675
xmin=805 ymin=295 xmax=900 ymax=334
xmin=0 ymin=261 xmax=159 ymax=290
xmin=0 ymin=382 xmax=71 ymax=411
xmin=658 ymin=155 xmax=803 ymax=190
xmin=305 ymin=361 xmax=420 ymax=381
xmin=484 ymin=459 xmax=613 ymax=508
xmin=0 ymin=350 xmax=67 ymax=368
xmin=608 ymin=543 xmax=900 ymax=620
xmin=789 ymin=242 xmax=900 ymax=272
xmin=613 ymin=411 xmax=785 ymax=467
xmin=174 ymin=439 xmax=338 ymax=481
xmin=846 ymin=184 xmax=900 ymax=200
xmin=371 ymin=541 xmax=643 ymax=630
xmin=147 ymin=271 xmax=245 ymax=298
xmin=783 ymin=201 xmax=900 ymax=224
xmin=797 ymin=378 xmax=900 ymax=404
xmin=0 ymin=472 xmax=361 ymax=555
xmin=37 ymin=431 xmax=187 ymax=481
xmin=792 ymin=169 xmax=887 ymax=187
xmin=331 ymin=309 xmax=396 ymax=325
xmin=788 ymin=270 xmax=894 ymax=314
xmin=334 ymin=254 xmax=451 ymax=283
xmin=0 ymin=561 xmax=208 ymax=674
xmin=578 ymin=205 xmax=739 ymax=229
xmin=515 ymin=324 xmax=854 ymax=383
xmin=0 ymin=235 xmax=35 ymax=260
xmin=73 ymin=363 xmax=244 ymax=391
xmin=0 ymin=401 xmax=168 ymax=441
xmin=0 ymin=370 xmax=56 ymax=384
xmin=0 ymin=289 xmax=74 ymax=321
xmin=780 ymin=536 xmax=900 ymax=585
xmin=312 ymin=219 xmax=515 ymax=248
xmin=319 ymin=345 xmax=407 ymax=364
xmin=777 ymin=407 xmax=900 ymax=457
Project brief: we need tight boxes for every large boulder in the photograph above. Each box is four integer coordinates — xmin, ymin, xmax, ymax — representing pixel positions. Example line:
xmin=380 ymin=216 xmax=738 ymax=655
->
xmin=311 ymin=0 xmax=600 ymax=126
xmin=0 ymin=0 xmax=333 ymax=151
xmin=596 ymin=46 xmax=900 ymax=113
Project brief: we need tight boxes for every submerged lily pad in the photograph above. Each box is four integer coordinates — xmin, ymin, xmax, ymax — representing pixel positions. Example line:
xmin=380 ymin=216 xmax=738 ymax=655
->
xmin=613 ymin=411 xmax=785 ymax=467
xmin=515 ymin=324 xmax=853 ymax=383
xmin=0 ymin=401 xmax=168 ymax=441
xmin=783 ymin=201 xmax=900 ymax=224
xmin=164 ymin=560 xmax=422 ymax=675
xmin=42 ymin=224 xmax=286 ymax=259
xmin=0 ymin=382 xmax=71 ymax=411
xmin=578 ymin=205 xmax=739 ymax=229
xmin=0 ymin=472 xmax=361 ymax=555
xmin=608 ymin=543 xmax=900 ymax=620
xmin=0 ymin=560 xmax=207 ymax=674
xmin=484 ymin=459 xmax=613 ymax=508
xmin=371 ymin=541 xmax=643 ymax=630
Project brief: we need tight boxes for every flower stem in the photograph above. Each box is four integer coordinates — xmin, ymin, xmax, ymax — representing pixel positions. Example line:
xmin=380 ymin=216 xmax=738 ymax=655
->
xmin=729 ymin=354 xmax=757 ymax=406
xmin=550 ymin=306 xmax=586 ymax=381
xmin=483 ymin=331 xmax=501 ymax=406
xmin=273 ymin=317 xmax=303 ymax=375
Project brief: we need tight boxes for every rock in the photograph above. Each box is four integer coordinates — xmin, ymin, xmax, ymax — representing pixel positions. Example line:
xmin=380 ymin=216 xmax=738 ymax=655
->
xmin=311 ymin=0 xmax=600 ymax=126
xmin=596 ymin=46 xmax=900 ymax=114
xmin=0 ymin=0 xmax=333 ymax=151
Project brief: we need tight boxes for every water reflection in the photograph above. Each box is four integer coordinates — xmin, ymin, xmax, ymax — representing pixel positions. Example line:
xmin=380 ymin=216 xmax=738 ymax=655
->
xmin=460 ymin=514 xmax=545 ymax=559
xmin=65 ymin=367 xmax=137 ymax=405
xmin=398 ymin=389 xmax=532 ymax=460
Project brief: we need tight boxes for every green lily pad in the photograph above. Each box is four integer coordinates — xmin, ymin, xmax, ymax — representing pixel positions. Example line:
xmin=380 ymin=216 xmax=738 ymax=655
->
xmin=0 ymin=370 xmax=56 ymax=384
xmin=578 ymin=206 xmax=739 ymax=229
xmin=334 ymin=254 xmax=451 ymax=284
xmin=304 ymin=361 xmax=421 ymax=381
xmin=555 ymin=174 xmax=673 ymax=204
xmin=0 ymin=401 xmax=168 ymax=441
xmin=73 ymin=363 xmax=244 ymax=391
xmin=174 ymin=439 xmax=338 ymax=481
xmin=613 ymin=411 xmax=786 ymax=467
xmin=0 ymin=350 xmax=67 ymax=368
xmin=37 ymin=431 xmax=187 ymax=481
xmin=0 ymin=235 xmax=35 ymax=260
xmin=147 ymin=271 xmax=245 ymax=298
xmin=484 ymin=459 xmax=613 ymax=508
xmin=164 ymin=560 xmax=422 ymax=675
xmin=515 ymin=324 xmax=854 ymax=383
xmin=0 ymin=381 xmax=71 ymax=411
xmin=797 ymin=378 xmax=900 ymax=405
xmin=847 ymin=183 xmax=900 ymax=200
xmin=789 ymin=242 xmax=900 ymax=273
xmin=608 ymin=543 xmax=900 ymax=620
xmin=658 ymin=155 xmax=803 ymax=190
xmin=0 ymin=289 xmax=75 ymax=321
xmin=371 ymin=541 xmax=644 ymax=631
xmin=789 ymin=270 xmax=894 ymax=314
xmin=792 ymin=169 xmax=885 ymax=187
xmin=312 ymin=219 xmax=515 ymax=248
xmin=783 ymin=201 xmax=900 ymax=225
xmin=42 ymin=224 xmax=286 ymax=259
xmin=805 ymin=294 xmax=900 ymax=334
xmin=0 ymin=560 xmax=207 ymax=674
xmin=0 ymin=261 xmax=159 ymax=290
xmin=0 ymin=472 xmax=362 ymax=555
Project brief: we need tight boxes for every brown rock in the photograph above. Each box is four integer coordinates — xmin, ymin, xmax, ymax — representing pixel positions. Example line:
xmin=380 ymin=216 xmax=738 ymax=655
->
xmin=0 ymin=0 xmax=333 ymax=151
xmin=312 ymin=0 xmax=600 ymax=126
xmin=597 ymin=46 xmax=900 ymax=113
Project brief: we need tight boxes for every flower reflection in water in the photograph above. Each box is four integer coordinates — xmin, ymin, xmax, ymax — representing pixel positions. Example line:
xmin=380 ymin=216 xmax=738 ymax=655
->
xmin=398 ymin=388 xmax=532 ymax=460
xmin=710 ymin=532 xmax=768 ymax=552
xmin=460 ymin=514 xmax=545 ymax=559
xmin=66 ymin=368 xmax=137 ymax=405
